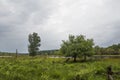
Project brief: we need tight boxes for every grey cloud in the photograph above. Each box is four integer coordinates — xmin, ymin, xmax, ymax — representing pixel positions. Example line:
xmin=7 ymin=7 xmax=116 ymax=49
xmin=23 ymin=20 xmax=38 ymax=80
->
xmin=92 ymin=21 xmax=120 ymax=47
xmin=0 ymin=0 xmax=120 ymax=52
xmin=0 ymin=0 xmax=58 ymax=25
xmin=0 ymin=0 xmax=59 ymax=52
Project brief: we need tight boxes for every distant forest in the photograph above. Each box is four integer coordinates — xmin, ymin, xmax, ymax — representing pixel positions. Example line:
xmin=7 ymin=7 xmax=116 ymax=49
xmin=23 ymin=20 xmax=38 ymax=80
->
xmin=38 ymin=49 xmax=59 ymax=55
xmin=0 ymin=43 xmax=120 ymax=56
xmin=37 ymin=43 xmax=120 ymax=55
xmin=94 ymin=43 xmax=120 ymax=55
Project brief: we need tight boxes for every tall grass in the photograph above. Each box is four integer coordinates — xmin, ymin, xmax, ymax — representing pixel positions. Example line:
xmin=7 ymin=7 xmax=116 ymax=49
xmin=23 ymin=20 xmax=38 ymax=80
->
xmin=0 ymin=57 xmax=119 ymax=80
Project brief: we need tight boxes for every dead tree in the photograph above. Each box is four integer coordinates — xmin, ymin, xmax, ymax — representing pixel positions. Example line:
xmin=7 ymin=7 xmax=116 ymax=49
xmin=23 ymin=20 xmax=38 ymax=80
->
xmin=106 ymin=65 xmax=120 ymax=80
xmin=106 ymin=66 xmax=113 ymax=80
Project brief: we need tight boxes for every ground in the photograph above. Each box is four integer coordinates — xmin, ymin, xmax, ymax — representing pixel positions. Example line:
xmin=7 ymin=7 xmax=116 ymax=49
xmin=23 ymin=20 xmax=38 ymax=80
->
xmin=0 ymin=56 xmax=119 ymax=80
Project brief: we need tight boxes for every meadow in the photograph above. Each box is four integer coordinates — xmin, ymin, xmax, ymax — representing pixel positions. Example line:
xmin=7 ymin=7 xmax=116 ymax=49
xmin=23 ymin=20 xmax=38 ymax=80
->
xmin=0 ymin=57 xmax=119 ymax=80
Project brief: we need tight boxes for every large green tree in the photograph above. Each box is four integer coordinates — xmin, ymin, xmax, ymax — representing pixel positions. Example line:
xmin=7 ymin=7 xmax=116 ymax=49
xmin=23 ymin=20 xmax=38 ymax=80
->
xmin=28 ymin=32 xmax=41 ymax=56
xmin=60 ymin=35 xmax=94 ymax=62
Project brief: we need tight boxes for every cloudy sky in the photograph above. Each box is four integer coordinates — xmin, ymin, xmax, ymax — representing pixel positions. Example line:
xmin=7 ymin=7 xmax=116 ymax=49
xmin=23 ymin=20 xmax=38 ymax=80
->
xmin=0 ymin=0 xmax=120 ymax=53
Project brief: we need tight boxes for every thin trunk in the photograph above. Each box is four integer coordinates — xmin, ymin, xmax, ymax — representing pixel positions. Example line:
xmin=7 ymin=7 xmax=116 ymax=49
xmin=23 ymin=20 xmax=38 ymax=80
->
xmin=73 ymin=56 xmax=77 ymax=62
xmin=16 ymin=49 xmax=18 ymax=58
xmin=84 ymin=55 xmax=87 ymax=61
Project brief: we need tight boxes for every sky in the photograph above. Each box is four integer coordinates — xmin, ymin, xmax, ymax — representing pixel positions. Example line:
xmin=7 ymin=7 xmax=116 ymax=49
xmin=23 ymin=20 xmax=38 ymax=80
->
xmin=0 ymin=0 xmax=120 ymax=53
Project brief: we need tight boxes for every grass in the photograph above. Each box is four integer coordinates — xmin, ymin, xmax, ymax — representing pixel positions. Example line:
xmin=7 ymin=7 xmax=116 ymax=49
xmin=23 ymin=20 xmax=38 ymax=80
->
xmin=0 ymin=57 xmax=119 ymax=80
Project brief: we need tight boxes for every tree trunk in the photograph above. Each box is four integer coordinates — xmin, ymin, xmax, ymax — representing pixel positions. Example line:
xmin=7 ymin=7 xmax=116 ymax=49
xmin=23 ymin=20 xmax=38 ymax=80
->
xmin=84 ymin=55 xmax=87 ymax=61
xmin=73 ymin=56 xmax=77 ymax=62
xmin=16 ymin=49 xmax=18 ymax=58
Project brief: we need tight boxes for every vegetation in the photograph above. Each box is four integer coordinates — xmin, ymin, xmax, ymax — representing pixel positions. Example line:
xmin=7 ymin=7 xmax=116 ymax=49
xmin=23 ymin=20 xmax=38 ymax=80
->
xmin=60 ymin=35 xmax=94 ymax=62
xmin=38 ymin=49 xmax=59 ymax=55
xmin=0 ymin=52 xmax=16 ymax=56
xmin=0 ymin=57 xmax=119 ymax=80
xmin=0 ymin=33 xmax=120 ymax=80
xmin=28 ymin=32 xmax=41 ymax=56
xmin=94 ymin=43 xmax=120 ymax=55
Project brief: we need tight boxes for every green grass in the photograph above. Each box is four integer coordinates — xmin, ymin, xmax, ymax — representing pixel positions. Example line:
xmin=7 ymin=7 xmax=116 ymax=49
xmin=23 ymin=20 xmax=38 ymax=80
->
xmin=0 ymin=57 xmax=119 ymax=80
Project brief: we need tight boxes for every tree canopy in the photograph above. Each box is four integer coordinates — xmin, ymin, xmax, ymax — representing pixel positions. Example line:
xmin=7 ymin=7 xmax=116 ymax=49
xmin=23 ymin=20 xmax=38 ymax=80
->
xmin=60 ymin=34 xmax=94 ymax=62
xmin=28 ymin=32 xmax=41 ymax=56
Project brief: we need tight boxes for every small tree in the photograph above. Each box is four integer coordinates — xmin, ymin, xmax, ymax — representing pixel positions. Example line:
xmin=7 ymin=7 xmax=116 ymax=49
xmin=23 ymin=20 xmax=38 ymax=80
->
xmin=28 ymin=32 xmax=41 ymax=56
xmin=60 ymin=34 xmax=94 ymax=62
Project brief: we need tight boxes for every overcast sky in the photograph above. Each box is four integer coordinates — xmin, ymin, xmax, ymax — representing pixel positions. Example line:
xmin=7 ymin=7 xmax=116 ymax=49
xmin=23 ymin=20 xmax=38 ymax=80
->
xmin=0 ymin=0 xmax=120 ymax=53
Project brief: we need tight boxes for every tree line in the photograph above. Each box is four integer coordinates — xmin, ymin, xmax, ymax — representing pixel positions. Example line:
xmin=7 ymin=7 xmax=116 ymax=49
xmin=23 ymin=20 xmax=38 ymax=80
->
xmin=28 ymin=32 xmax=120 ymax=61
xmin=94 ymin=44 xmax=120 ymax=55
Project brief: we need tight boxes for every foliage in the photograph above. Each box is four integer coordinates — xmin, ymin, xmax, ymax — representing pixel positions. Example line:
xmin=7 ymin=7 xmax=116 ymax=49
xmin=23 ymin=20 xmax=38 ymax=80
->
xmin=94 ymin=43 xmax=120 ymax=55
xmin=28 ymin=32 xmax=41 ymax=56
xmin=0 ymin=52 xmax=17 ymax=56
xmin=0 ymin=57 xmax=119 ymax=80
xmin=60 ymin=34 xmax=94 ymax=61
xmin=38 ymin=49 xmax=59 ymax=55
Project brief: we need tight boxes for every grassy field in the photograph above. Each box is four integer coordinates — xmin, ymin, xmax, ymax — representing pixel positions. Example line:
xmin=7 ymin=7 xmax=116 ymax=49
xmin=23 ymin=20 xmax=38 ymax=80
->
xmin=0 ymin=57 xmax=119 ymax=80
